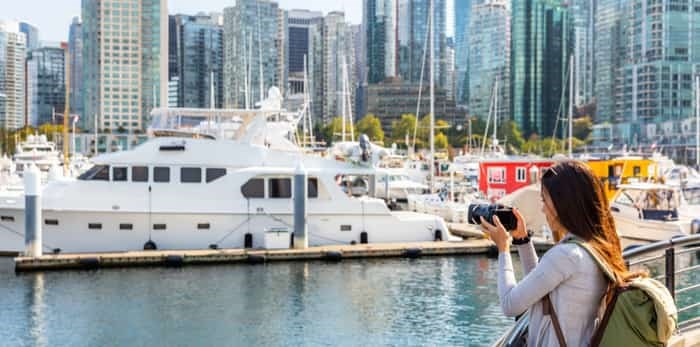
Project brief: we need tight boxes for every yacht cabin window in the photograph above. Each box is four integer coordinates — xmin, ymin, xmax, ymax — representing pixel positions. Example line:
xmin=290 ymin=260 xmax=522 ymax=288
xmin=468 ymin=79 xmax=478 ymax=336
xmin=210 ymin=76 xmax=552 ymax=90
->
xmin=154 ymin=167 xmax=170 ymax=183
xmin=113 ymin=167 xmax=127 ymax=181
xmin=132 ymin=166 xmax=148 ymax=182
xmin=308 ymin=178 xmax=319 ymax=198
xmin=181 ymin=167 xmax=202 ymax=183
xmin=269 ymin=178 xmax=292 ymax=198
xmin=242 ymin=179 xmax=265 ymax=198
xmin=206 ymin=168 xmax=227 ymax=183
xmin=79 ymin=165 xmax=110 ymax=181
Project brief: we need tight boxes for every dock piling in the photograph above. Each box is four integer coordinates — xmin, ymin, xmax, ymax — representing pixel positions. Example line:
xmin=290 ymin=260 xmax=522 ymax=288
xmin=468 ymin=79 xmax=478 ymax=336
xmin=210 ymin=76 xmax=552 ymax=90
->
xmin=293 ymin=162 xmax=308 ymax=249
xmin=24 ymin=164 xmax=42 ymax=258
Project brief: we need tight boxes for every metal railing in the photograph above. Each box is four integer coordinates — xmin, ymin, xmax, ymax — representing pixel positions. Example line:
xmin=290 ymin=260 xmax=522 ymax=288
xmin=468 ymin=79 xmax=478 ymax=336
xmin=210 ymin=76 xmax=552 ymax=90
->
xmin=493 ymin=234 xmax=700 ymax=347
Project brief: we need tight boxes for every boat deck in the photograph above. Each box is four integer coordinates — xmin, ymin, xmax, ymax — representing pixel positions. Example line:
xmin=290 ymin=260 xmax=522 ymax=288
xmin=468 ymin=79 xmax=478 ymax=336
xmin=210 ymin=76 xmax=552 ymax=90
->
xmin=14 ymin=239 xmax=554 ymax=272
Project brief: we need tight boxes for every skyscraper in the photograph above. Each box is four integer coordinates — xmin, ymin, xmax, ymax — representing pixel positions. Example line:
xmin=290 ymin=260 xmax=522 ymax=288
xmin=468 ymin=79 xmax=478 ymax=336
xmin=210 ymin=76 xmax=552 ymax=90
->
xmin=223 ymin=0 xmax=285 ymax=109
xmin=511 ymin=0 xmax=573 ymax=137
xmin=27 ymin=45 xmax=66 ymax=126
xmin=0 ymin=21 xmax=26 ymax=130
xmin=594 ymin=0 xmax=627 ymax=124
xmin=286 ymin=9 xmax=323 ymax=118
xmin=454 ymin=0 xmax=473 ymax=106
xmin=169 ymin=13 xmax=224 ymax=109
xmin=364 ymin=0 xmax=398 ymax=83
xmin=68 ymin=17 xmax=83 ymax=121
xmin=397 ymin=0 xmax=447 ymax=88
xmin=571 ymin=0 xmax=595 ymax=106
xmin=322 ymin=11 xmax=356 ymax=123
xmin=352 ymin=24 xmax=367 ymax=119
xmin=19 ymin=22 xmax=39 ymax=52
xmin=468 ymin=0 xmax=510 ymax=123
xmin=619 ymin=0 xmax=700 ymax=150
xmin=82 ymin=0 xmax=168 ymax=132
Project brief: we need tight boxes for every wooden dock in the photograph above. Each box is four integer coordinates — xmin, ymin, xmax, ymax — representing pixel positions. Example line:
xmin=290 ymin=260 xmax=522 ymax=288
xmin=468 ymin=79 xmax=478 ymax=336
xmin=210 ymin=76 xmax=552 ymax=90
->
xmin=14 ymin=239 xmax=553 ymax=272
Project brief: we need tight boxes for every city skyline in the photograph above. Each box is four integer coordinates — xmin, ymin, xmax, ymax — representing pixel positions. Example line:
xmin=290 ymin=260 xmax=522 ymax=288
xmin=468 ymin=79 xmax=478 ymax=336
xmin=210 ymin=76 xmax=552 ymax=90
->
xmin=3 ymin=0 xmax=365 ymax=43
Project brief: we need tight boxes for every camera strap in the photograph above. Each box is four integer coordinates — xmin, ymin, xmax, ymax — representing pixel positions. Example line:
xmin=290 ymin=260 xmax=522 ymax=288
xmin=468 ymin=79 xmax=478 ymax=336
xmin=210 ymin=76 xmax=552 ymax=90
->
xmin=543 ymin=294 xmax=567 ymax=347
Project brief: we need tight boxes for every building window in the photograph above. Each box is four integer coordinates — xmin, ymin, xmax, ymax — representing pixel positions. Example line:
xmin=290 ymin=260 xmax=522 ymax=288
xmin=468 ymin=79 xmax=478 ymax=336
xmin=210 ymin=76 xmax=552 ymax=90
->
xmin=488 ymin=167 xmax=506 ymax=184
xmin=241 ymin=178 xmax=265 ymax=198
xmin=181 ymin=167 xmax=202 ymax=183
xmin=154 ymin=167 xmax=170 ymax=182
xmin=516 ymin=167 xmax=527 ymax=183
xmin=132 ymin=166 xmax=148 ymax=182
xmin=269 ymin=178 xmax=292 ymax=198
xmin=206 ymin=168 xmax=226 ymax=183
xmin=113 ymin=167 xmax=127 ymax=181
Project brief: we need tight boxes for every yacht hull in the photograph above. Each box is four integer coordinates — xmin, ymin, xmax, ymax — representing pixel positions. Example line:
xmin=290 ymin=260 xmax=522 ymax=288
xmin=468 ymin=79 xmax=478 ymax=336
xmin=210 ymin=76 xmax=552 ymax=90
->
xmin=0 ymin=209 xmax=448 ymax=253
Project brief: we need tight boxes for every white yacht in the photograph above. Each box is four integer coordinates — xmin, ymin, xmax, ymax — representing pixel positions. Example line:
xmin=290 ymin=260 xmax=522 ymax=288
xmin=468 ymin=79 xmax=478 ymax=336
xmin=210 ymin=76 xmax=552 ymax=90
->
xmin=0 ymin=107 xmax=451 ymax=254
xmin=13 ymin=134 xmax=62 ymax=175
xmin=610 ymin=183 xmax=700 ymax=242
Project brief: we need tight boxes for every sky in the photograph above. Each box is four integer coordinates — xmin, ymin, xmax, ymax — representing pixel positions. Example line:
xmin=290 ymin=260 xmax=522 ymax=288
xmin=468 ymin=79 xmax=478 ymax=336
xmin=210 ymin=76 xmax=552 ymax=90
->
xmin=2 ymin=0 xmax=363 ymax=43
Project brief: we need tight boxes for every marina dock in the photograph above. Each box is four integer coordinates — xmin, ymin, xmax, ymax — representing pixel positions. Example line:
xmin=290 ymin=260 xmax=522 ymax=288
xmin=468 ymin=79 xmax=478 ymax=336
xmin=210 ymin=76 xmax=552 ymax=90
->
xmin=14 ymin=239 xmax=553 ymax=272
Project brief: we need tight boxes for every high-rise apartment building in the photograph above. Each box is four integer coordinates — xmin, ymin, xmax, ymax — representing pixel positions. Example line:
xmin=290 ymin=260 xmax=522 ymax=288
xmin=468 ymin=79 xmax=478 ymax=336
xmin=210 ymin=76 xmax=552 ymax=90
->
xmin=468 ymin=0 xmax=510 ymax=123
xmin=397 ymin=0 xmax=447 ymax=88
xmin=82 ymin=0 xmax=168 ymax=132
xmin=286 ymin=9 xmax=323 ymax=118
xmin=364 ymin=0 xmax=398 ymax=83
xmin=594 ymin=0 xmax=627 ymax=123
xmin=322 ymin=11 xmax=356 ymax=123
xmin=27 ymin=45 xmax=66 ymax=126
xmin=454 ymin=0 xmax=473 ymax=107
xmin=19 ymin=22 xmax=39 ymax=52
xmin=223 ymin=0 xmax=285 ymax=109
xmin=0 ymin=21 xmax=26 ymax=130
xmin=169 ymin=13 xmax=224 ymax=109
xmin=511 ymin=0 xmax=573 ymax=137
xmin=572 ymin=0 xmax=596 ymax=106
xmin=69 ymin=17 xmax=83 ymax=121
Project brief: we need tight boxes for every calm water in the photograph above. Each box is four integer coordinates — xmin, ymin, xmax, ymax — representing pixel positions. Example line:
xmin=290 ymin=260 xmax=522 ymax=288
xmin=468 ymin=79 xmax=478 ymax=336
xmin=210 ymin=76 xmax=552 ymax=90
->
xmin=0 ymin=256 xmax=517 ymax=347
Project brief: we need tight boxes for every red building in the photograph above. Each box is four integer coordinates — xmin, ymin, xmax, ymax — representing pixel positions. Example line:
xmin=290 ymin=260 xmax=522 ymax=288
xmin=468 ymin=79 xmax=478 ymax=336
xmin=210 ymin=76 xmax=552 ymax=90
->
xmin=479 ymin=159 xmax=554 ymax=200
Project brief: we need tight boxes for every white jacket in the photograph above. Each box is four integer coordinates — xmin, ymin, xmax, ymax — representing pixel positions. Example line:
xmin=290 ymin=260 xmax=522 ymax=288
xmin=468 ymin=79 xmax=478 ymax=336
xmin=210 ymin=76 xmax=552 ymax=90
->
xmin=498 ymin=234 xmax=607 ymax=347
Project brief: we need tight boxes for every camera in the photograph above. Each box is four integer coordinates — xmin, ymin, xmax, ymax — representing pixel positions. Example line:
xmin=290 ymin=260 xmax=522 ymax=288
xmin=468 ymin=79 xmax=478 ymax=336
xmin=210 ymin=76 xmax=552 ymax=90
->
xmin=468 ymin=204 xmax=518 ymax=231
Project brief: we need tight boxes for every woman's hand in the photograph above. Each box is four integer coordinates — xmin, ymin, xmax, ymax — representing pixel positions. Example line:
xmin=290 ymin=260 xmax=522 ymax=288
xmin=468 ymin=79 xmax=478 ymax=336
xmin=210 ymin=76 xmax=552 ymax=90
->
xmin=510 ymin=208 xmax=528 ymax=240
xmin=480 ymin=215 xmax=510 ymax=253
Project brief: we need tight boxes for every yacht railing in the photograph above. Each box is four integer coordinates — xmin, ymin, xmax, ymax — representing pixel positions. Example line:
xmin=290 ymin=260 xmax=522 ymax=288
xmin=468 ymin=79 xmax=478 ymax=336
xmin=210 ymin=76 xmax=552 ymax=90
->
xmin=493 ymin=234 xmax=700 ymax=346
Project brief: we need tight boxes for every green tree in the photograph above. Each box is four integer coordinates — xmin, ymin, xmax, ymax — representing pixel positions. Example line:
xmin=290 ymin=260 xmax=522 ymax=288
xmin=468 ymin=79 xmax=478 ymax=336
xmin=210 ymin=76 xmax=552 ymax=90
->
xmin=355 ymin=114 xmax=384 ymax=143
xmin=322 ymin=117 xmax=355 ymax=145
xmin=434 ymin=132 xmax=448 ymax=149
xmin=498 ymin=120 xmax=525 ymax=154
xmin=573 ymin=116 xmax=593 ymax=141
xmin=390 ymin=114 xmax=418 ymax=148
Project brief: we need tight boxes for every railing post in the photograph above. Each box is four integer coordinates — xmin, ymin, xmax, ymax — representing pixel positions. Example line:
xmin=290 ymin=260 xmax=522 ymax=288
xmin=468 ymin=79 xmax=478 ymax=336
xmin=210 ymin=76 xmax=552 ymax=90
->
xmin=665 ymin=248 xmax=675 ymax=299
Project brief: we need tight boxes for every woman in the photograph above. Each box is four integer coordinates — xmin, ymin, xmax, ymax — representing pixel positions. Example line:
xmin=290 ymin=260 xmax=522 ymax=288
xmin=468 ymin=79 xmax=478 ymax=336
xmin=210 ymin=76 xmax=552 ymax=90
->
xmin=481 ymin=161 xmax=634 ymax=347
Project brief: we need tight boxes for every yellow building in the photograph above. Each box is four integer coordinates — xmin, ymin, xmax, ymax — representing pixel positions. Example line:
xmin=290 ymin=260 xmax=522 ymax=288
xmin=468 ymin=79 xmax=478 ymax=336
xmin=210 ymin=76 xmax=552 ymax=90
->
xmin=584 ymin=157 xmax=661 ymax=201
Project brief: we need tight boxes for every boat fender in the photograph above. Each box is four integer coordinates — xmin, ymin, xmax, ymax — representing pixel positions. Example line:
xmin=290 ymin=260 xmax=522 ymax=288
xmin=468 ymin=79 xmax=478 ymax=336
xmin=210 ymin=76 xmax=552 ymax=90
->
xmin=143 ymin=240 xmax=157 ymax=251
xmin=208 ymin=244 xmax=218 ymax=250
xmin=360 ymin=231 xmax=369 ymax=244
xmin=434 ymin=229 xmax=443 ymax=241
xmin=404 ymin=248 xmax=422 ymax=259
xmin=486 ymin=245 xmax=499 ymax=259
xmin=52 ymin=248 xmax=61 ymax=255
xmin=244 ymin=233 xmax=253 ymax=249
xmin=78 ymin=257 xmax=100 ymax=269
xmin=350 ymin=240 xmax=357 ymax=245
xmin=247 ymin=254 xmax=266 ymax=264
xmin=691 ymin=219 xmax=700 ymax=234
xmin=164 ymin=255 xmax=184 ymax=267
xmin=323 ymin=251 xmax=343 ymax=262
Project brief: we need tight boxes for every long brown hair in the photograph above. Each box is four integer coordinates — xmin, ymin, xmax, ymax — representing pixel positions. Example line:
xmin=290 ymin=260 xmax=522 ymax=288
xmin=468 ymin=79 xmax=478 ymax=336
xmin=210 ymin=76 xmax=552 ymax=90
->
xmin=542 ymin=160 xmax=634 ymax=284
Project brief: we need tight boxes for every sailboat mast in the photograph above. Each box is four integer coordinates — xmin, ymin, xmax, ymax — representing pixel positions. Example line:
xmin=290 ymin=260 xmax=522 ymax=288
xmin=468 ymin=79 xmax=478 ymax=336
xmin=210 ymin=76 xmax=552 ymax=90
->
xmin=568 ymin=54 xmax=574 ymax=158
xmin=493 ymin=81 xmax=498 ymax=152
xmin=696 ymin=74 xmax=699 ymax=167
xmin=429 ymin=0 xmax=435 ymax=193
xmin=341 ymin=55 xmax=347 ymax=142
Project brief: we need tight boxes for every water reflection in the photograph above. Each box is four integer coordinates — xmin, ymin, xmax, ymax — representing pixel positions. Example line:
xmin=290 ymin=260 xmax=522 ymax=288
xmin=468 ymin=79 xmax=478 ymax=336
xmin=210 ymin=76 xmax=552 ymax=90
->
xmin=27 ymin=273 xmax=47 ymax=347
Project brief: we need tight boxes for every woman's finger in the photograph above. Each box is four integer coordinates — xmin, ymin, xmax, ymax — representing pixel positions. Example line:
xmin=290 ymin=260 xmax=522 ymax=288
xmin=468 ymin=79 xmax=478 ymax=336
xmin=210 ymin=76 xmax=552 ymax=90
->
xmin=493 ymin=215 xmax=506 ymax=231
xmin=513 ymin=208 xmax=525 ymax=222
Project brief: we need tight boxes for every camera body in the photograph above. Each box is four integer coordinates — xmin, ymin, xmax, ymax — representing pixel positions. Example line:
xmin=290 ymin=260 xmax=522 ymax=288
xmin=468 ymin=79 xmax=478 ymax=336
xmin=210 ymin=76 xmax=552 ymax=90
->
xmin=468 ymin=203 xmax=518 ymax=231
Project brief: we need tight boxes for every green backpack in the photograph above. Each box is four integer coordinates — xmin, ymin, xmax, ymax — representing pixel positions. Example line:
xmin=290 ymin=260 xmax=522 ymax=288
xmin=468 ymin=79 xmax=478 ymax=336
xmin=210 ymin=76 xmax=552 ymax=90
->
xmin=567 ymin=240 xmax=678 ymax=347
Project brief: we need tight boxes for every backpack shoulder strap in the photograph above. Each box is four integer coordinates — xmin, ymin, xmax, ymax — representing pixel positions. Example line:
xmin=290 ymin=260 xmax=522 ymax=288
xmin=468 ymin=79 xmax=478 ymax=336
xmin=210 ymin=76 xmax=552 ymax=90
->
xmin=564 ymin=239 xmax=616 ymax=282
